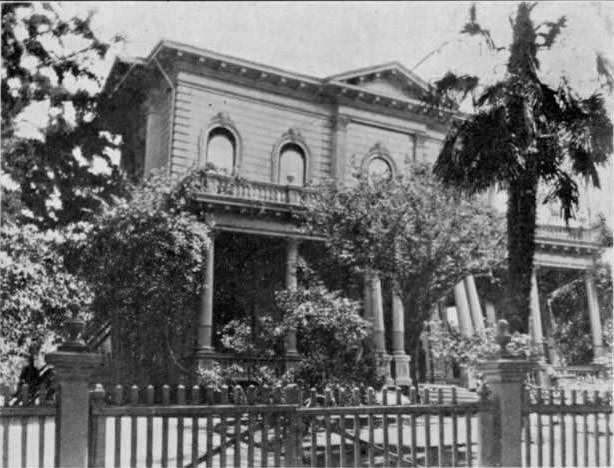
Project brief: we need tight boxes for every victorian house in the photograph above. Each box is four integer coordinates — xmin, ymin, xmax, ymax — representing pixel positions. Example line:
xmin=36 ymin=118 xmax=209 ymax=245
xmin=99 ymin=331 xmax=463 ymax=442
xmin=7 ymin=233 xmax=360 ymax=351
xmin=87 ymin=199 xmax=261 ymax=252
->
xmin=99 ymin=40 xmax=607 ymax=385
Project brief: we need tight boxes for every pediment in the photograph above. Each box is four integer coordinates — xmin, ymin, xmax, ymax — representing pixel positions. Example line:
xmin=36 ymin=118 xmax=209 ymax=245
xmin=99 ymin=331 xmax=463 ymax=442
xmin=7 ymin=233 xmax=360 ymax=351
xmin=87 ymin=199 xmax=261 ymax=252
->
xmin=326 ymin=62 xmax=429 ymax=102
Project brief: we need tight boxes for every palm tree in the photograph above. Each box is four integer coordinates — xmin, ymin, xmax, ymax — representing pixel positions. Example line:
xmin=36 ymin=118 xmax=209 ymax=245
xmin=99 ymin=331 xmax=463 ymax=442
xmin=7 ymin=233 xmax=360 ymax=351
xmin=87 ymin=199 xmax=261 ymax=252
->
xmin=431 ymin=3 xmax=613 ymax=332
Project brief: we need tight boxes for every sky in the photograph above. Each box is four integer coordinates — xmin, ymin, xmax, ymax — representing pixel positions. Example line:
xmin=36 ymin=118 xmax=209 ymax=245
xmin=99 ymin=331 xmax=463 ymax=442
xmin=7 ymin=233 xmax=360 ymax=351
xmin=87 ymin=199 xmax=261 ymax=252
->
xmin=14 ymin=1 xmax=614 ymax=222
xmin=62 ymin=1 xmax=613 ymax=91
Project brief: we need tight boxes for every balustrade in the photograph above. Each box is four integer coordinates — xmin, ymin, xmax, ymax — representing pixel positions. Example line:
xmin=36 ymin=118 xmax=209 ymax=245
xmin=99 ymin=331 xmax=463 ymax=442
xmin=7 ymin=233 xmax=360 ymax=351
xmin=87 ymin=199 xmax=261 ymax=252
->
xmin=196 ymin=172 xmax=315 ymax=208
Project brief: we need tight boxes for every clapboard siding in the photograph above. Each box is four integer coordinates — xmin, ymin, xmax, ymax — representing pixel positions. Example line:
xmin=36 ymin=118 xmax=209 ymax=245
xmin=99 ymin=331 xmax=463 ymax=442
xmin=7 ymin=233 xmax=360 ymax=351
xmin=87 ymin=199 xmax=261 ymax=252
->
xmin=171 ymin=77 xmax=333 ymax=183
xmin=344 ymin=122 xmax=416 ymax=182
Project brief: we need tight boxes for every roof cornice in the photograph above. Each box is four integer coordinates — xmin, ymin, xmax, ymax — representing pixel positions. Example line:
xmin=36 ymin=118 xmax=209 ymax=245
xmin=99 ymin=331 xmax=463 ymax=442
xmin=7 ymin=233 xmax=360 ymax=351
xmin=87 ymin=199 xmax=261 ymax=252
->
xmin=110 ymin=39 xmax=460 ymax=123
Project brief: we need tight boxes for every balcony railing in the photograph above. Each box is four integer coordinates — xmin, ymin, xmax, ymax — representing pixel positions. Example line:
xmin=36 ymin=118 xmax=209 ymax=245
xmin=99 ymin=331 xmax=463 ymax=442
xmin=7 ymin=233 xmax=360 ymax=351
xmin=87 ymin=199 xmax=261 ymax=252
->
xmin=534 ymin=223 xmax=602 ymax=246
xmin=190 ymin=172 xmax=316 ymax=209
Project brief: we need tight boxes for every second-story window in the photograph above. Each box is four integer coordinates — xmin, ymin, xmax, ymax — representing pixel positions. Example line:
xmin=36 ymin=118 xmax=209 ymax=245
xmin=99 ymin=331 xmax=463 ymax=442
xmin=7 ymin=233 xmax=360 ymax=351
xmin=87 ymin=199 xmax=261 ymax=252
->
xmin=206 ymin=127 xmax=236 ymax=172
xmin=278 ymin=143 xmax=305 ymax=186
xmin=367 ymin=156 xmax=392 ymax=181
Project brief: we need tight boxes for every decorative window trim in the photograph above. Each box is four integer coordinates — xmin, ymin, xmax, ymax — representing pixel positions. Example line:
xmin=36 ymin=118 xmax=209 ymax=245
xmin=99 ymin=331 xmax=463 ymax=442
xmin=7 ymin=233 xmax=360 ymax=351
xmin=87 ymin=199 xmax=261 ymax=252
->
xmin=271 ymin=128 xmax=311 ymax=184
xmin=198 ymin=112 xmax=243 ymax=173
xmin=361 ymin=142 xmax=398 ymax=178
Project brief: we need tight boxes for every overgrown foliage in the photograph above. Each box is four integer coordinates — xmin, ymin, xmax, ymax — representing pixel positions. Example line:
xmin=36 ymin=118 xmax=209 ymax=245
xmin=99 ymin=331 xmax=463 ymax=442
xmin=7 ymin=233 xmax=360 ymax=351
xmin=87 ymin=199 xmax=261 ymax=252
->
xmin=0 ymin=223 xmax=92 ymax=386
xmin=430 ymin=3 xmax=614 ymax=331
xmin=549 ymin=263 xmax=613 ymax=365
xmin=422 ymin=319 xmax=542 ymax=372
xmin=304 ymin=163 xmax=506 ymax=360
xmin=1 ymin=2 xmax=125 ymax=228
xmin=217 ymin=286 xmax=383 ymax=390
xmin=72 ymin=172 xmax=210 ymax=385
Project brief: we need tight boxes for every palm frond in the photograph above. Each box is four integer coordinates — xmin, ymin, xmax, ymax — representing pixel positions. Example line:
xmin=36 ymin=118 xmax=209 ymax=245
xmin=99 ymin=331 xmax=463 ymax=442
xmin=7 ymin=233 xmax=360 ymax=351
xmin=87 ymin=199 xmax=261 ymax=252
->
xmin=434 ymin=106 xmax=517 ymax=193
xmin=460 ymin=3 xmax=504 ymax=51
xmin=543 ymin=170 xmax=579 ymax=222
xmin=476 ymin=81 xmax=507 ymax=107
xmin=596 ymin=53 xmax=614 ymax=92
xmin=535 ymin=16 xmax=566 ymax=49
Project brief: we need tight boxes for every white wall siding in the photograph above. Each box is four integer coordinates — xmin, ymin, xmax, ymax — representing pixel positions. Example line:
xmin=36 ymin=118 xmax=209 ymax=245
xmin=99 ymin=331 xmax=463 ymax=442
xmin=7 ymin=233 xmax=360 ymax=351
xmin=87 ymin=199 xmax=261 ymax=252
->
xmin=171 ymin=74 xmax=333 ymax=183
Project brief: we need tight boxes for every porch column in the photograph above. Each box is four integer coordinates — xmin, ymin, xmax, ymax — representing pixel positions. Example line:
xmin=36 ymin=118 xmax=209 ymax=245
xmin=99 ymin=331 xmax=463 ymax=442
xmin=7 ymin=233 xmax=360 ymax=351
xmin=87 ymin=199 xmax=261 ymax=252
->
xmin=485 ymin=300 xmax=497 ymax=327
xmin=529 ymin=271 xmax=544 ymax=349
xmin=430 ymin=304 xmax=447 ymax=383
xmin=285 ymin=239 xmax=300 ymax=365
xmin=453 ymin=281 xmax=473 ymax=336
xmin=197 ymin=233 xmax=215 ymax=369
xmin=585 ymin=270 xmax=604 ymax=360
xmin=365 ymin=271 xmax=391 ymax=384
xmin=464 ymin=275 xmax=485 ymax=331
xmin=391 ymin=282 xmax=411 ymax=387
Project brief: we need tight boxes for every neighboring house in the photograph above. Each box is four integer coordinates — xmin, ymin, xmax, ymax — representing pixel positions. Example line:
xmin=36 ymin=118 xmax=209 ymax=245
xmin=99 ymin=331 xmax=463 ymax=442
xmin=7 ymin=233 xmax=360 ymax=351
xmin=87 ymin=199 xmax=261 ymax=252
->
xmin=100 ymin=40 xmax=607 ymax=385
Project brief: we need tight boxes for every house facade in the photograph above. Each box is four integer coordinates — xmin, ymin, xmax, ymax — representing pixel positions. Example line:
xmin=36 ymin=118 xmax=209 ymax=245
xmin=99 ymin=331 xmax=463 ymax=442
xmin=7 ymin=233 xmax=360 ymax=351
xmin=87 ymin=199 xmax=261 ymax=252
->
xmin=103 ymin=40 xmax=607 ymax=385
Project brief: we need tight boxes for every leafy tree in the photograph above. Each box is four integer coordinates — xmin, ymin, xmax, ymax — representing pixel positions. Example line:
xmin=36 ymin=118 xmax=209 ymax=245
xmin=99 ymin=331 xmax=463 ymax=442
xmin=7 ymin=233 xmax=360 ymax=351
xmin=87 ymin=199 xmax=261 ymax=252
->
xmin=0 ymin=223 xmax=92 ymax=386
xmin=1 ymin=2 xmax=125 ymax=228
xmin=304 ymin=163 xmax=506 ymax=362
xmin=72 ymin=172 xmax=211 ymax=385
xmin=431 ymin=3 xmax=613 ymax=331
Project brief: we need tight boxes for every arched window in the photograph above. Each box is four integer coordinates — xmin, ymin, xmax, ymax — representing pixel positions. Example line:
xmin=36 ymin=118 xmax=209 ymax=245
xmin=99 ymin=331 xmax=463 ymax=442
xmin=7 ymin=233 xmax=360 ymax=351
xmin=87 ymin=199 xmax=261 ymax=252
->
xmin=205 ymin=127 xmax=236 ymax=172
xmin=278 ymin=143 xmax=306 ymax=186
xmin=367 ymin=156 xmax=392 ymax=181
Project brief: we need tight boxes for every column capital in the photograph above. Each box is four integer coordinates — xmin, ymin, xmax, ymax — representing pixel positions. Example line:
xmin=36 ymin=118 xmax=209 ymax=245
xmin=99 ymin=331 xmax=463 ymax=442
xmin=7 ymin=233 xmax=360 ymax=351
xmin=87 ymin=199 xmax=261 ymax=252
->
xmin=331 ymin=114 xmax=351 ymax=131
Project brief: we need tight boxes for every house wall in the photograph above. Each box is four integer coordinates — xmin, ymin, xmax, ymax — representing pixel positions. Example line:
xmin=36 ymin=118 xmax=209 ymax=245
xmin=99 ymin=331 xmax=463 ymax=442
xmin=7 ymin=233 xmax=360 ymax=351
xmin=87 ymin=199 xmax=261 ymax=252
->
xmin=143 ymin=88 xmax=173 ymax=176
xmin=345 ymin=122 xmax=415 ymax=178
xmin=170 ymin=71 xmax=334 ymax=183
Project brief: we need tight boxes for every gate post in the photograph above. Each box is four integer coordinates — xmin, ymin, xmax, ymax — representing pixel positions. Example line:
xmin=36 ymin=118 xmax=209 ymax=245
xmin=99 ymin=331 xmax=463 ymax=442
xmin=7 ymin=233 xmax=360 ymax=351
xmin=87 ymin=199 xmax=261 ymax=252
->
xmin=46 ymin=319 xmax=101 ymax=468
xmin=283 ymin=384 xmax=301 ymax=467
xmin=477 ymin=320 xmax=536 ymax=467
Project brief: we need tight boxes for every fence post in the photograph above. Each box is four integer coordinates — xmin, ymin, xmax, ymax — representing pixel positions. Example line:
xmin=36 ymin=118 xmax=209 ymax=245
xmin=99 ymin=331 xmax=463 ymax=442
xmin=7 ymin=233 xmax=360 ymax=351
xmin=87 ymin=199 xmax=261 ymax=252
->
xmin=284 ymin=384 xmax=301 ymax=467
xmin=46 ymin=319 xmax=102 ymax=468
xmin=477 ymin=320 xmax=536 ymax=467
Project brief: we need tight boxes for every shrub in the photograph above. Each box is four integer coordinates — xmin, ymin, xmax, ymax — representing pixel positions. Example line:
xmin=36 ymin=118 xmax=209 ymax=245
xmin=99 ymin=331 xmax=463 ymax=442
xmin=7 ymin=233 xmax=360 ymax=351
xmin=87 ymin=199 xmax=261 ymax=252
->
xmin=74 ymin=171 xmax=211 ymax=385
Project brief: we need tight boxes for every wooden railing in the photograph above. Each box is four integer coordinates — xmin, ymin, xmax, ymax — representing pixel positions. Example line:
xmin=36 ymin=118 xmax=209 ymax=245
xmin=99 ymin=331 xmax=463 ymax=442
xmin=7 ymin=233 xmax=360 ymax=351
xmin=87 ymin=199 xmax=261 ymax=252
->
xmin=191 ymin=172 xmax=317 ymax=208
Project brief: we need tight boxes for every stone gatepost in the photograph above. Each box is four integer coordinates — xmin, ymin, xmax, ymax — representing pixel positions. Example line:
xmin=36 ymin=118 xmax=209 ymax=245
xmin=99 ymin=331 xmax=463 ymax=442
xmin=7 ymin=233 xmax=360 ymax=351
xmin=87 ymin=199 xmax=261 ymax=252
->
xmin=477 ymin=320 xmax=536 ymax=467
xmin=46 ymin=319 xmax=102 ymax=468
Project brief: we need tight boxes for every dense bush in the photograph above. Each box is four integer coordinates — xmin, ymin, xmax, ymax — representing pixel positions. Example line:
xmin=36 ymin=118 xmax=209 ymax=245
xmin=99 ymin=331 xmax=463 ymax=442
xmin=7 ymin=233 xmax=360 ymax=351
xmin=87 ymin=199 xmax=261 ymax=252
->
xmin=215 ymin=285 xmax=383 ymax=390
xmin=74 ymin=172 xmax=211 ymax=385
xmin=422 ymin=319 xmax=542 ymax=372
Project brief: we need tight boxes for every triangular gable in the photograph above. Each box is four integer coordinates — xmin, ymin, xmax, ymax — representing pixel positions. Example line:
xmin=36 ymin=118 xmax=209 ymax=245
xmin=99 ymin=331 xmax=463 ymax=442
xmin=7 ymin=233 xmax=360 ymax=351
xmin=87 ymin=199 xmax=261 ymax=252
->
xmin=326 ymin=62 xmax=429 ymax=101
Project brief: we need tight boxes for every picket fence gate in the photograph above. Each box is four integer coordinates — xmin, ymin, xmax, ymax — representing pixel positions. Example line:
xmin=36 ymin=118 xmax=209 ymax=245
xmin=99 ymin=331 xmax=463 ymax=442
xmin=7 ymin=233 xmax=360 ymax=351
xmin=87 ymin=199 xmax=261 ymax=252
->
xmin=87 ymin=383 xmax=487 ymax=468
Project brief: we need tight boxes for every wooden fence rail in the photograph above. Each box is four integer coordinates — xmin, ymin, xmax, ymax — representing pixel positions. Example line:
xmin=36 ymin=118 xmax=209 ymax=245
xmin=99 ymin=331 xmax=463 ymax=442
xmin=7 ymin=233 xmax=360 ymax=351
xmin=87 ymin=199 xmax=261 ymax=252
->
xmin=0 ymin=385 xmax=56 ymax=468
xmin=88 ymin=384 xmax=489 ymax=468
xmin=522 ymin=387 xmax=613 ymax=468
